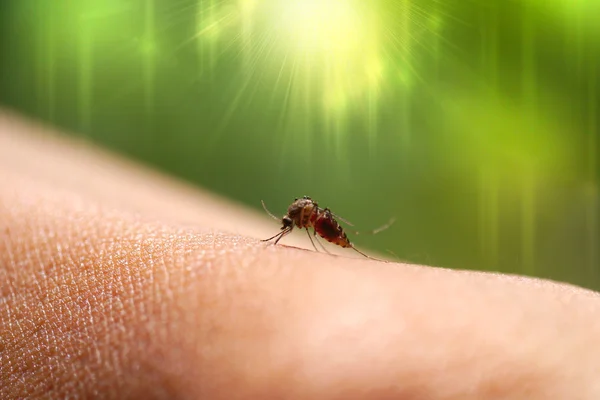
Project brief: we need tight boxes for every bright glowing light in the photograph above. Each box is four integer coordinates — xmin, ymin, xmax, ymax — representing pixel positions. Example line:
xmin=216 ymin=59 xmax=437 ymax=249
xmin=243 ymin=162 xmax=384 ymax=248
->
xmin=365 ymin=58 xmax=384 ymax=86
xmin=196 ymin=3 xmax=239 ymax=41
xmin=280 ymin=0 xmax=360 ymax=53
xmin=193 ymin=0 xmax=437 ymax=135
xmin=239 ymin=0 xmax=258 ymax=14
xmin=268 ymin=0 xmax=385 ymax=115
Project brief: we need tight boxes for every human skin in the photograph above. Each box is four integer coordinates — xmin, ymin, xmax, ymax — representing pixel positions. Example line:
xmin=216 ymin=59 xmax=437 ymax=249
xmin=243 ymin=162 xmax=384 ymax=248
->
xmin=1 ymin=111 xmax=600 ymax=399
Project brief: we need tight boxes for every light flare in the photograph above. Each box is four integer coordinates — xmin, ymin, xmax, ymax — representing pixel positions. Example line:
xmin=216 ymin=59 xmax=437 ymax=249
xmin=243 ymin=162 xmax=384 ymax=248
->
xmin=193 ymin=0 xmax=437 ymax=132
xmin=279 ymin=0 xmax=361 ymax=53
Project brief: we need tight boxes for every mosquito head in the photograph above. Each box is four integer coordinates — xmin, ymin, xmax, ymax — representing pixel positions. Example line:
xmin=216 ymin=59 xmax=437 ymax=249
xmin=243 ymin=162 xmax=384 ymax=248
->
xmin=282 ymin=215 xmax=294 ymax=229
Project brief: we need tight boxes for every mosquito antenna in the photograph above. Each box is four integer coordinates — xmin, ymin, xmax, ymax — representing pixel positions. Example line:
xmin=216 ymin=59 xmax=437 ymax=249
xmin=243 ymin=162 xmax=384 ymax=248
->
xmin=261 ymin=200 xmax=280 ymax=221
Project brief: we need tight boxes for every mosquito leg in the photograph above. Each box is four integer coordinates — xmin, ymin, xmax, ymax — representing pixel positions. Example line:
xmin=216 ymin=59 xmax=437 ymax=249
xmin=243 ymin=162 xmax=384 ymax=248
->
xmin=313 ymin=230 xmax=331 ymax=254
xmin=351 ymin=245 xmax=374 ymax=259
xmin=305 ymin=229 xmax=319 ymax=252
xmin=350 ymin=245 xmax=389 ymax=262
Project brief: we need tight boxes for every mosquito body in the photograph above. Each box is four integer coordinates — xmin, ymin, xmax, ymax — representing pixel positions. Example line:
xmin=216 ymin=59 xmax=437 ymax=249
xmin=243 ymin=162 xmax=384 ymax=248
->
xmin=261 ymin=196 xmax=392 ymax=261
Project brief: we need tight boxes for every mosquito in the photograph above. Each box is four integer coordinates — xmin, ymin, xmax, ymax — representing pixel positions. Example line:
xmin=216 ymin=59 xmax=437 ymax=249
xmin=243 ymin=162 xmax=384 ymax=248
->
xmin=261 ymin=196 xmax=394 ymax=261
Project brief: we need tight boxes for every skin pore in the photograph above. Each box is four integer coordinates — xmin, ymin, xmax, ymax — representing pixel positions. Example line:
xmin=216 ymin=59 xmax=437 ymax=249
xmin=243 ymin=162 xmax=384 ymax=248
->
xmin=1 ymin=112 xmax=600 ymax=399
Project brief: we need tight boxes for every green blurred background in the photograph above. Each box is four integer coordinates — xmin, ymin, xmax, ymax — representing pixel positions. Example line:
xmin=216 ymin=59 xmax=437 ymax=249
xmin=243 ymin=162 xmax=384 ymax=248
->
xmin=1 ymin=0 xmax=598 ymax=289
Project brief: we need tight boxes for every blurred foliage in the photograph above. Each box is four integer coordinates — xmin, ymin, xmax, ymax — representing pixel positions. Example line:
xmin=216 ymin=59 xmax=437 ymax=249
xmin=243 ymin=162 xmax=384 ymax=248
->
xmin=0 ymin=0 xmax=598 ymax=289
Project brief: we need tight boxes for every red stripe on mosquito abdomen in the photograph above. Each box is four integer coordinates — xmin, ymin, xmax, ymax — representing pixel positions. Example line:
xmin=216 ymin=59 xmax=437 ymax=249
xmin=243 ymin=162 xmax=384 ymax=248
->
xmin=314 ymin=216 xmax=351 ymax=247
